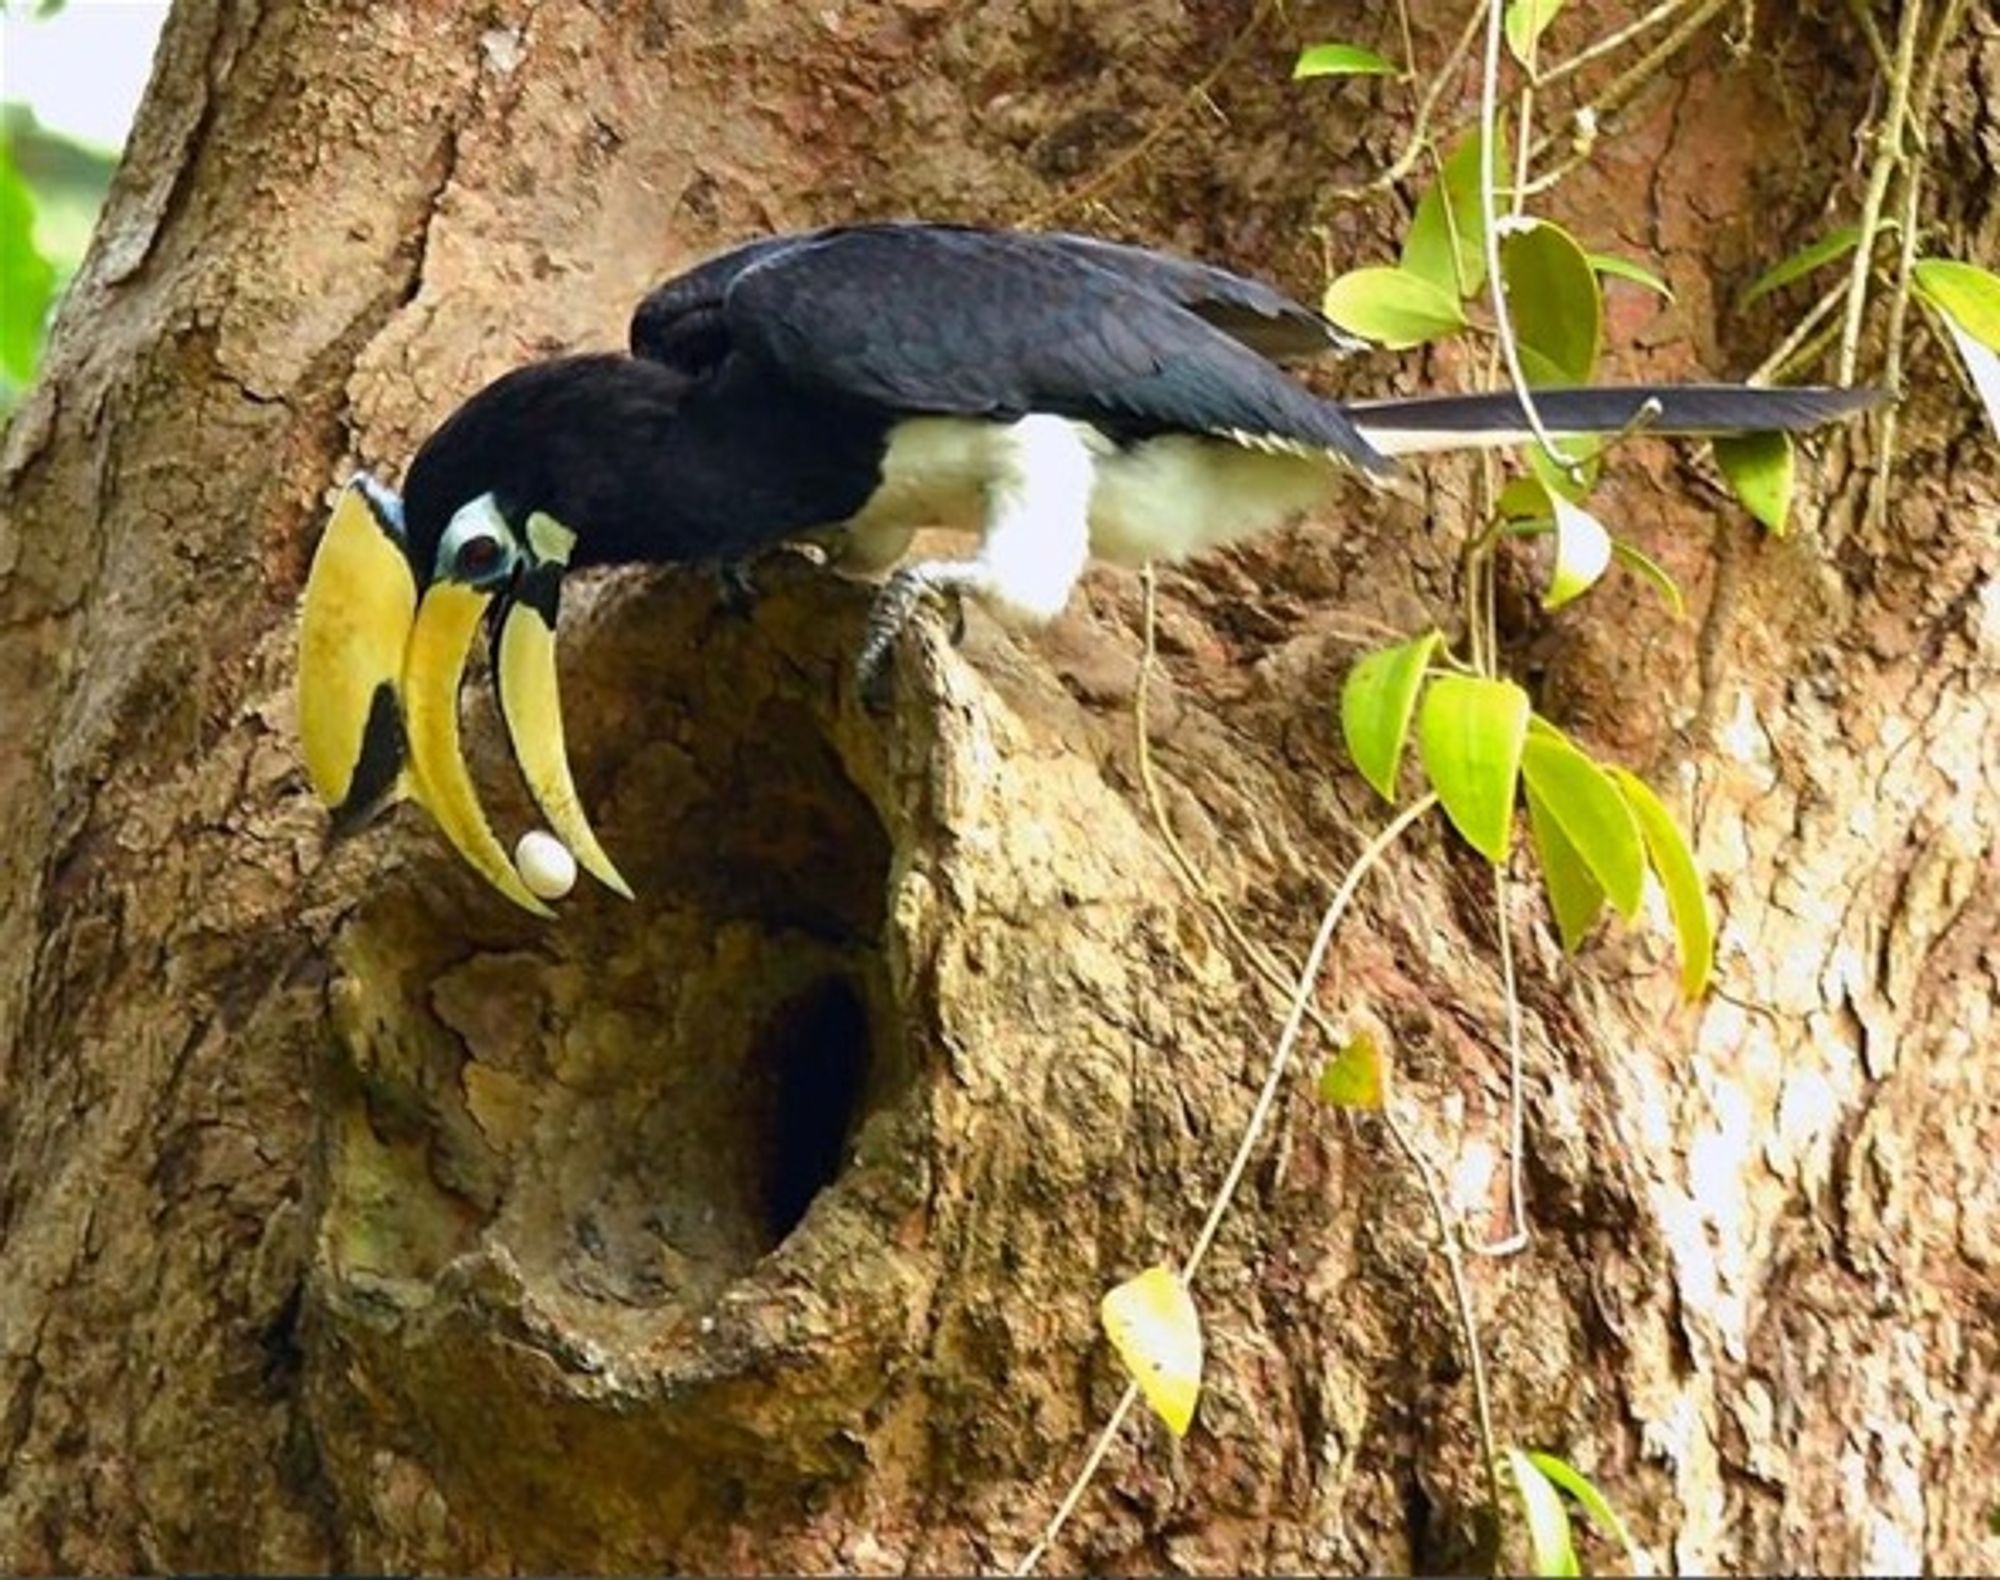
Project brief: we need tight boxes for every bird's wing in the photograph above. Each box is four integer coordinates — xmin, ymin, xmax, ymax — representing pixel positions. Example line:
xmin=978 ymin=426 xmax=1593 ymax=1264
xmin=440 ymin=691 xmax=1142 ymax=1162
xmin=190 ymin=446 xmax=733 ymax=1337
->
xmin=628 ymin=229 xmax=828 ymax=374
xmin=630 ymin=221 xmax=1354 ymax=373
xmin=1036 ymin=231 xmax=1361 ymax=361
xmin=713 ymin=224 xmax=1392 ymax=475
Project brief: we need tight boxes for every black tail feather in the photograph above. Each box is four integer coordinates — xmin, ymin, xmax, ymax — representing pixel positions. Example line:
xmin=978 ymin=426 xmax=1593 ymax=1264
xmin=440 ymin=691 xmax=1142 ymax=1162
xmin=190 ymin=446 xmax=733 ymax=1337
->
xmin=1348 ymin=383 xmax=1879 ymax=455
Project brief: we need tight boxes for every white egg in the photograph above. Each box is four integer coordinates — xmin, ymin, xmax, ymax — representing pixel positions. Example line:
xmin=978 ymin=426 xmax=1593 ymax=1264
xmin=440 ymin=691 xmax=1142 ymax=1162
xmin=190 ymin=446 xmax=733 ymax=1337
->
xmin=514 ymin=829 xmax=577 ymax=901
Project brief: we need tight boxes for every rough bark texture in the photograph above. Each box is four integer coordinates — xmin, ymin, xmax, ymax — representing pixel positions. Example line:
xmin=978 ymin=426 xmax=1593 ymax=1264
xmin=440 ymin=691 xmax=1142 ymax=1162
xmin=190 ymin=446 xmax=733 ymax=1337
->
xmin=1 ymin=0 xmax=1995 ymax=1572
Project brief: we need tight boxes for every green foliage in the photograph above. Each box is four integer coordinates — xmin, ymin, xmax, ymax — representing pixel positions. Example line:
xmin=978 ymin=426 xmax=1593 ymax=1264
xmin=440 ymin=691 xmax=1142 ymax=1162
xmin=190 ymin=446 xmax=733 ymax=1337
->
xmin=1322 ymin=266 xmax=1466 ymax=348
xmin=1607 ymin=767 xmax=1714 ymax=999
xmin=1740 ymin=224 xmax=1864 ymax=306
xmin=0 ymin=138 xmax=54 ymax=387
xmin=1335 ymin=635 xmax=1714 ymax=990
xmin=1403 ymin=130 xmax=1501 ymax=299
xmin=1500 ymin=220 xmax=1601 ymax=383
xmin=1913 ymin=258 xmax=2000 ymax=438
xmin=0 ymin=105 xmax=120 ymax=409
xmin=1912 ymin=258 xmax=2000 ymax=348
xmin=1525 ymin=783 xmax=1606 ymax=951
xmin=1587 ymin=251 xmax=1673 ymax=301
xmin=1606 ymin=539 xmax=1685 ymax=619
xmin=1293 ymin=42 xmax=1401 ymax=80
xmin=1339 ymin=630 xmax=1441 ymax=801
xmin=1417 ymin=674 xmax=1531 ymax=863
xmin=1520 ymin=723 xmax=1644 ymax=918
xmin=1542 ymin=493 xmax=1611 ymax=610
xmin=1712 ymin=430 xmax=1796 ymax=534
xmin=1508 ymin=1449 xmax=1581 ymax=1576
xmin=1504 ymin=0 xmax=1566 ymax=66
xmin=1509 ymin=1449 xmax=1641 ymax=1576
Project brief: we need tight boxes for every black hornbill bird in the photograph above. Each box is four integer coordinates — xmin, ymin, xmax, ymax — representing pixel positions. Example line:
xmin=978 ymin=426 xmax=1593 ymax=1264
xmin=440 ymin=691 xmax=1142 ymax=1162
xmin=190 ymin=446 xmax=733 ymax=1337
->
xmin=297 ymin=220 xmax=1875 ymax=915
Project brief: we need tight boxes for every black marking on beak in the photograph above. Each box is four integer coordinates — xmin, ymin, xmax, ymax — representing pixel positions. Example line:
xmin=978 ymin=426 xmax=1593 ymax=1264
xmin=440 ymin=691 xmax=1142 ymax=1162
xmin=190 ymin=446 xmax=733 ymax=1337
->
xmin=328 ymin=682 xmax=409 ymax=839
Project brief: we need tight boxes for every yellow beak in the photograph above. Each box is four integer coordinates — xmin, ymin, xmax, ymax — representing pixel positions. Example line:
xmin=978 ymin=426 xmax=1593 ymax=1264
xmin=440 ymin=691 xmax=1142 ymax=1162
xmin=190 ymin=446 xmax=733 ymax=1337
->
xmin=494 ymin=567 xmax=635 ymax=900
xmin=399 ymin=580 xmax=555 ymax=916
xmin=298 ymin=482 xmax=630 ymax=917
xmin=297 ymin=477 xmax=416 ymax=830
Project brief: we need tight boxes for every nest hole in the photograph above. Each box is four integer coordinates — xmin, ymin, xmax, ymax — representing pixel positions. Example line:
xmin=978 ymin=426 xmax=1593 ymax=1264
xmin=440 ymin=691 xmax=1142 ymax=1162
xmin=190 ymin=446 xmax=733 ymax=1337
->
xmin=746 ymin=975 xmax=874 ymax=1246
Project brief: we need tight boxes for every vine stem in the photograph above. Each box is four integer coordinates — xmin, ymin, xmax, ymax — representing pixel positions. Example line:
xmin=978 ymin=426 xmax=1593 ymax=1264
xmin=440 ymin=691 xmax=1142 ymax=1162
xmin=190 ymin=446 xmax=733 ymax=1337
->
xmin=1866 ymin=0 xmax=1973 ymax=531
xmin=1538 ymin=0 xmax=1693 ymax=87
xmin=1179 ymin=789 xmax=1441 ymax=1280
xmin=1379 ymin=1102 xmax=1505 ymax=1512
xmin=1476 ymin=0 xmax=1568 ymax=469
xmin=1325 ymin=2 xmax=1487 ymax=200
xmin=1469 ymin=865 xmax=1529 ymax=1257
xmin=1013 ymin=572 xmax=1439 ymax=1575
xmin=1836 ymin=0 xmax=1925 ymax=384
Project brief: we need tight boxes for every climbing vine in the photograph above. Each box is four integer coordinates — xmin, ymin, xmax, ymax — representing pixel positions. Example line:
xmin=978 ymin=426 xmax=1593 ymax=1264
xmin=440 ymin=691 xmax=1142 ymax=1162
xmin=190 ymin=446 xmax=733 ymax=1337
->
xmin=1015 ymin=1 xmax=1995 ymax=1574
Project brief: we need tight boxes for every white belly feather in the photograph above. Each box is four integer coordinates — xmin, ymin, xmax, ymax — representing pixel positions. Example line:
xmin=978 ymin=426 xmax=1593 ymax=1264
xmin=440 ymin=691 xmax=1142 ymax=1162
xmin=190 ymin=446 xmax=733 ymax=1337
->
xmin=835 ymin=415 xmax=1338 ymax=589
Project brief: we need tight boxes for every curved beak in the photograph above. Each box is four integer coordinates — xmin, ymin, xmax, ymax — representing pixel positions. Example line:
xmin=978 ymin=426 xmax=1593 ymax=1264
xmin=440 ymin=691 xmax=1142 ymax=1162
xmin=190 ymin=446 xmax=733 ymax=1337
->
xmin=298 ymin=485 xmax=628 ymax=917
xmin=297 ymin=476 xmax=416 ymax=832
xmin=493 ymin=558 xmax=635 ymax=899
xmin=400 ymin=578 xmax=555 ymax=917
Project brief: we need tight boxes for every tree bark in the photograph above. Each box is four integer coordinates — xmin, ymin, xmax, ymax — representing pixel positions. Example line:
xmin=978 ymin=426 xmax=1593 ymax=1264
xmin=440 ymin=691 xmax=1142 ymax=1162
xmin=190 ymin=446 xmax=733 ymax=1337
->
xmin=1 ymin=0 xmax=1994 ymax=1572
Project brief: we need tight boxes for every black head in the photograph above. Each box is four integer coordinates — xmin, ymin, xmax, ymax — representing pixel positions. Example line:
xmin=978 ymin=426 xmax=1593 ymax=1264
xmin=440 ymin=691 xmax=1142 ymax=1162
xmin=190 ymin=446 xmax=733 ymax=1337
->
xmin=400 ymin=353 xmax=696 ymax=586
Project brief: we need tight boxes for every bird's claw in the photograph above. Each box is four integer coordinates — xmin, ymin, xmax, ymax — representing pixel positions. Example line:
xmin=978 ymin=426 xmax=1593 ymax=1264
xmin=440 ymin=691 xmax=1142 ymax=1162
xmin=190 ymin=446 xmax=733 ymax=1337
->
xmin=854 ymin=566 xmax=971 ymax=713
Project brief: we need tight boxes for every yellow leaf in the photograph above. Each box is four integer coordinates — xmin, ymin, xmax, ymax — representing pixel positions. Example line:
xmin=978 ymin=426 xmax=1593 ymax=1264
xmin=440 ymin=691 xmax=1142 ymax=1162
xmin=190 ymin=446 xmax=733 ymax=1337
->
xmin=1101 ymin=1265 xmax=1203 ymax=1437
xmin=1319 ymin=1031 xmax=1388 ymax=1109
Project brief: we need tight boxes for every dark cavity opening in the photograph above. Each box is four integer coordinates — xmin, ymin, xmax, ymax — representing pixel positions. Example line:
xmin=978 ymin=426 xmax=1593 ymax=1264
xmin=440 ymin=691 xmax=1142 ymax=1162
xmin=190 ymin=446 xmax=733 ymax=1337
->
xmin=747 ymin=976 xmax=873 ymax=1246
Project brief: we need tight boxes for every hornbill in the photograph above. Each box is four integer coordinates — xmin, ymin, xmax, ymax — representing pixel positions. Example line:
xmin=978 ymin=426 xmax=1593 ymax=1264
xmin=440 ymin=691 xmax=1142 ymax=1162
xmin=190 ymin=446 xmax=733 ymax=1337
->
xmin=297 ymin=220 xmax=1875 ymax=915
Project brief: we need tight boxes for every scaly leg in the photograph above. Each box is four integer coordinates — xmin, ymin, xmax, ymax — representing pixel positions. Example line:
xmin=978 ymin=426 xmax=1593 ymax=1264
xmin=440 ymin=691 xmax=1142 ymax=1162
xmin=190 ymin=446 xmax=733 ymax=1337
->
xmin=853 ymin=414 xmax=1099 ymax=702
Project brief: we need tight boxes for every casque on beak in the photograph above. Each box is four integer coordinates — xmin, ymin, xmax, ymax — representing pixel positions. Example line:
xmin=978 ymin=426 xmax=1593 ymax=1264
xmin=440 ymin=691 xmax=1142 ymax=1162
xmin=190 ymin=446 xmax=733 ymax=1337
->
xmin=297 ymin=476 xmax=632 ymax=916
xmin=297 ymin=475 xmax=416 ymax=835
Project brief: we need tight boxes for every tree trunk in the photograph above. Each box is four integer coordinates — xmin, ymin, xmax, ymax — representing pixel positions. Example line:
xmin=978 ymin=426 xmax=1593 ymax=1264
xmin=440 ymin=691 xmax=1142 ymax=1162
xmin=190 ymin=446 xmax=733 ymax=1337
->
xmin=1 ymin=0 xmax=1994 ymax=1571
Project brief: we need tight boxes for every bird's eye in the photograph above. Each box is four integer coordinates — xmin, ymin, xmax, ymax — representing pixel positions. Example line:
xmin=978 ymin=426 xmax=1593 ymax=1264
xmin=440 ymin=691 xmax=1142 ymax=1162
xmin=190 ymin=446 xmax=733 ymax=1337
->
xmin=437 ymin=496 xmax=519 ymax=587
xmin=454 ymin=532 xmax=504 ymax=578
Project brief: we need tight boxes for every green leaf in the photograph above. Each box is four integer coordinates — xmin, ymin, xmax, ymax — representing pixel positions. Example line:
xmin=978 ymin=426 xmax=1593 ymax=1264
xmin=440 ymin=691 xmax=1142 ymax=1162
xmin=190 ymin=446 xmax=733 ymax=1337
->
xmin=1713 ymin=430 xmax=1795 ymax=534
xmin=1588 ymin=251 xmax=1675 ymax=301
xmin=1497 ymin=474 xmax=1551 ymax=520
xmin=1912 ymin=258 xmax=2000 ymax=352
xmin=1293 ymin=42 xmax=1400 ymax=79
xmin=1932 ymin=308 xmax=2000 ymax=440
xmin=1499 ymin=218 xmax=1602 ymax=384
xmin=1741 ymin=224 xmax=1863 ymax=307
xmin=1507 ymin=1449 xmax=1581 ymax=1578
xmin=1543 ymin=494 xmax=1611 ymax=611
xmin=1102 ymin=1266 xmax=1203 ymax=1437
xmin=1403 ymin=130 xmax=1507 ymax=300
xmin=1525 ymin=783 xmax=1606 ymax=951
xmin=1417 ymin=675 xmax=1530 ymax=864
xmin=1527 ymin=430 xmax=1601 ymax=502
xmin=1340 ymin=631 xmax=1442 ymax=801
xmin=1504 ymin=0 xmax=1565 ymax=65
xmin=1323 ymin=266 xmax=1468 ymax=349
xmin=1523 ymin=1451 xmax=1643 ymax=1576
xmin=0 ymin=141 xmax=57 ymax=386
xmin=1609 ymin=538 xmax=1686 ymax=619
xmin=1318 ymin=1031 xmax=1387 ymax=1110
xmin=1608 ymin=767 xmax=1715 ymax=1000
xmin=1520 ymin=726 xmax=1645 ymax=917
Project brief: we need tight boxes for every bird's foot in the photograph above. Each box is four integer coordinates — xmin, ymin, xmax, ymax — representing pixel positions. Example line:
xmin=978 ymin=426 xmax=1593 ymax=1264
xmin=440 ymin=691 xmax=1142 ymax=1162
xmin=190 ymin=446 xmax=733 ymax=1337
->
xmin=855 ymin=562 xmax=975 ymax=712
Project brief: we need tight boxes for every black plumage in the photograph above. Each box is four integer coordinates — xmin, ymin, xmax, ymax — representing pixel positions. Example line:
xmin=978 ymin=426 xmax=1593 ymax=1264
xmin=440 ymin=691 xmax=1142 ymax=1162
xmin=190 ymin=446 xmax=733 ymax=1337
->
xmin=305 ymin=220 xmax=1880 ymax=913
xmin=396 ymin=219 xmax=1874 ymax=596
